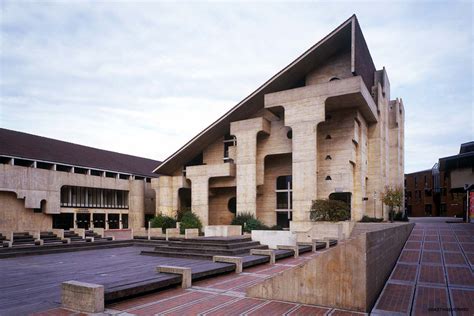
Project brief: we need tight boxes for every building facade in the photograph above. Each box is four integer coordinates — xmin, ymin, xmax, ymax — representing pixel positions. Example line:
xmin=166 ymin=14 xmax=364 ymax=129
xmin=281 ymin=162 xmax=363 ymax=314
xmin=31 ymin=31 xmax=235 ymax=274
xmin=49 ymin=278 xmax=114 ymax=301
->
xmin=152 ymin=15 xmax=405 ymax=229
xmin=405 ymin=142 xmax=474 ymax=218
xmin=0 ymin=128 xmax=159 ymax=232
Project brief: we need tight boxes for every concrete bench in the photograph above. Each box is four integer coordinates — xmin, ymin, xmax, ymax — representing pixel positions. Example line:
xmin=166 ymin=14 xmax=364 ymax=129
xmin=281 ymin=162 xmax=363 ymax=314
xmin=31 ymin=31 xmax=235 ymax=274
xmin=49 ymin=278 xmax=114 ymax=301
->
xmin=61 ymin=280 xmax=104 ymax=313
xmin=277 ymin=245 xmax=299 ymax=258
xmin=61 ymin=238 xmax=71 ymax=244
xmin=213 ymin=255 xmax=243 ymax=273
xmin=313 ymin=239 xmax=330 ymax=249
xmin=85 ymin=237 xmax=94 ymax=243
xmin=297 ymin=241 xmax=317 ymax=252
xmin=157 ymin=265 xmax=192 ymax=288
xmin=2 ymin=241 xmax=12 ymax=248
xmin=250 ymin=249 xmax=276 ymax=264
xmin=185 ymin=228 xmax=199 ymax=239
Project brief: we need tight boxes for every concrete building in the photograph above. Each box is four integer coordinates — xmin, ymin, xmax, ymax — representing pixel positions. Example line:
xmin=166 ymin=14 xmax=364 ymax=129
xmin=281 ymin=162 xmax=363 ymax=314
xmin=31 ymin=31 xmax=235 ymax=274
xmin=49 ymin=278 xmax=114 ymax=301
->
xmin=405 ymin=142 xmax=474 ymax=218
xmin=152 ymin=15 xmax=405 ymax=231
xmin=0 ymin=128 xmax=159 ymax=232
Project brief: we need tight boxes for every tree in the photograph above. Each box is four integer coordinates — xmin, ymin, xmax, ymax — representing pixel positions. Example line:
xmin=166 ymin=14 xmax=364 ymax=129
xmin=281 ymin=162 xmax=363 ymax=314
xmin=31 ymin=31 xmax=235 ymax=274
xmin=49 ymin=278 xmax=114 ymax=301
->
xmin=382 ymin=186 xmax=404 ymax=222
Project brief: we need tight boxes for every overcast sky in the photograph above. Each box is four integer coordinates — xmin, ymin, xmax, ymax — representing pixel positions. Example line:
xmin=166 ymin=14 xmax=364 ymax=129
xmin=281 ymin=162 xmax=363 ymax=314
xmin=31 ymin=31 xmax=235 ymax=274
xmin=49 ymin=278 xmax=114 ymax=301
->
xmin=1 ymin=0 xmax=472 ymax=173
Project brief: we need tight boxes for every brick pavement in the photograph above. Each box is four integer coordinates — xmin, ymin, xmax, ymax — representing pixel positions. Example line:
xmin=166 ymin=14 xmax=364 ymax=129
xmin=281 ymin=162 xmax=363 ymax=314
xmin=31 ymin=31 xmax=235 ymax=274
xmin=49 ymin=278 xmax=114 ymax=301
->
xmin=372 ymin=220 xmax=474 ymax=316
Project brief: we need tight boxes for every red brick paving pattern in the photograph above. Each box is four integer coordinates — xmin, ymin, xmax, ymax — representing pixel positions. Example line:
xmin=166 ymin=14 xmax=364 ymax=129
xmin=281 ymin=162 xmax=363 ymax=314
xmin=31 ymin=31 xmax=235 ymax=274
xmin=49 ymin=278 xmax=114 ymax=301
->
xmin=164 ymin=294 xmax=237 ymax=315
xmin=421 ymin=251 xmax=442 ymax=264
xmin=419 ymin=264 xmax=446 ymax=285
xmin=413 ymin=286 xmax=450 ymax=316
xmin=450 ymin=288 xmax=474 ymax=316
xmin=374 ymin=222 xmax=474 ymax=315
xmin=204 ymin=297 xmax=266 ymax=316
xmin=128 ymin=291 xmax=211 ymax=315
xmin=287 ymin=304 xmax=330 ymax=315
xmin=247 ymin=300 xmax=297 ymax=315
xmin=373 ymin=283 xmax=413 ymax=313
xmin=390 ymin=264 xmax=417 ymax=283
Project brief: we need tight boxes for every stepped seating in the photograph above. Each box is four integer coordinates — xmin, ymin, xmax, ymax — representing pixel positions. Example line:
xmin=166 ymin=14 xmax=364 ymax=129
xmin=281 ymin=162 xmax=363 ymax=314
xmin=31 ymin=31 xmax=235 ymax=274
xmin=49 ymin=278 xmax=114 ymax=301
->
xmin=64 ymin=231 xmax=85 ymax=242
xmin=12 ymin=232 xmax=35 ymax=246
xmin=140 ymin=236 xmax=312 ymax=260
xmin=85 ymin=230 xmax=114 ymax=242
xmin=40 ymin=232 xmax=63 ymax=244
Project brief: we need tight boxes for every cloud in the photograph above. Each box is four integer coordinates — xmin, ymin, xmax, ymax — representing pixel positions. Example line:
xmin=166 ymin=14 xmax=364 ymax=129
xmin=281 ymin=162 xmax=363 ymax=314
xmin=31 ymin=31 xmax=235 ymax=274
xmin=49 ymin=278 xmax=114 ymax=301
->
xmin=0 ymin=1 xmax=472 ymax=173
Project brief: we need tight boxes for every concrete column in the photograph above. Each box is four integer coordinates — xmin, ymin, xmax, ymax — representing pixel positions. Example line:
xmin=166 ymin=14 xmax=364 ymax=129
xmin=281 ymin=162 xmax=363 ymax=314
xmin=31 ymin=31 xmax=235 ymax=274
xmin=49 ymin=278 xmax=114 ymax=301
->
xmin=119 ymin=213 xmax=123 ymax=229
xmin=291 ymin=122 xmax=318 ymax=221
xmin=190 ymin=177 xmax=209 ymax=226
xmin=73 ymin=212 xmax=77 ymax=229
xmin=154 ymin=176 xmax=181 ymax=216
xmin=231 ymin=117 xmax=270 ymax=217
xmin=90 ymin=213 xmax=94 ymax=229
xmin=105 ymin=212 xmax=109 ymax=230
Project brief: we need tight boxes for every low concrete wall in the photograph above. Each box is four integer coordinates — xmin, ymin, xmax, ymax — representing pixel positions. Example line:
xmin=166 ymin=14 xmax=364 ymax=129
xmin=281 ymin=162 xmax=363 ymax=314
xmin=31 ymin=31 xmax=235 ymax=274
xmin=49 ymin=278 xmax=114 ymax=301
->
xmin=251 ymin=230 xmax=296 ymax=249
xmin=104 ymin=229 xmax=132 ymax=240
xmin=204 ymin=225 xmax=242 ymax=237
xmin=290 ymin=220 xmax=354 ymax=242
xmin=247 ymin=223 xmax=414 ymax=312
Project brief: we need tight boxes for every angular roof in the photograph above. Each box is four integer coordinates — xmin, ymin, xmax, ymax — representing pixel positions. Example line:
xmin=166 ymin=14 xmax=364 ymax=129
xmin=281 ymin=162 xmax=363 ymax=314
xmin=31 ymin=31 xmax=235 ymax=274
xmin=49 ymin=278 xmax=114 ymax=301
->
xmin=154 ymin=14 xmax=376 ymax=175
xmin=0 ymin=128 xmax=160 ymax=177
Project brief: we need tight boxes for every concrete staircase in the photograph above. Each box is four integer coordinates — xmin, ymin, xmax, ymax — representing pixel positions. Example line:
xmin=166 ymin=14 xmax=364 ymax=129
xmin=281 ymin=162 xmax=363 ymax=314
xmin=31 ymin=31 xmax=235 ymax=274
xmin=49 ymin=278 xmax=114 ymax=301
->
xmin=141 ymin=237 xmax=269 ymax=260
xmin=85 ymin=230 xmax=113 ymax=242
xmin=40 ymin=231 xmax=63 ymax=244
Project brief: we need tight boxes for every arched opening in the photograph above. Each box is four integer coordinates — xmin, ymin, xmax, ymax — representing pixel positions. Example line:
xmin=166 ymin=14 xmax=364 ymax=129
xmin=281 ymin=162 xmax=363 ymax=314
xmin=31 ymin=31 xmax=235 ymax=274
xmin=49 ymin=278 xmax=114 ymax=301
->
xmin=329 ymin=77 xmax=340 ymax=82
xmin=178 ymin=188 xmax=192 ymax=212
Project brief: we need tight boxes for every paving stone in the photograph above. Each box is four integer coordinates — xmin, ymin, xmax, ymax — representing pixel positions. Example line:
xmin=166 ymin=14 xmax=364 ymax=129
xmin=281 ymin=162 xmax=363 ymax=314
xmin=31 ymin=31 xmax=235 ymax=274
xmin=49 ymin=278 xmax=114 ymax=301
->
xmin=287 ymin=304 xmax=330 ymax=315
xmin=390 ymin=264 xmax=417 ymax=283
xmin=442 ymin=242 xmax=461 ymax=252
xmin=247 ymin=300 xmax=297 ymax=315
xmin=204 ymin=297 xmax=266 ymax=316
xmin=419 ymin=265 xmax=446 ymax=285
xmin=444 ymin=252 xmax=468 ymax=266
xmin=373 ymin=283 xmax=413 ymax=313
xmin=423 ymin=242 xmax=441 ymax=251
xmin=127 ymin=291 xmax=210 ymax=315
xmin=399 ymin=250 xmax=420 ymax=264
xmin=440 ymin=235 xmax=457 ymax=242
xmin=413 ymin=286 xmax=450 ymax=316
xmin=450 ymin=288 xmax=474 ymax=316
xmin=446 ymin=267 xmax=474 ymax=287
xmin=164 ymin=294 xmax=236 ymax=315
xmin=405 ymin=241 xmax=422 ymax=250
xmin=424 ymin=235 xmax=439 ymax=242
xmin=408 ymin=235 xmax=423 ymax=241
xmin=421 ymin=251 xmax=442 ymax=265
xmin=460 ymin=243 xmax=474 ymax=253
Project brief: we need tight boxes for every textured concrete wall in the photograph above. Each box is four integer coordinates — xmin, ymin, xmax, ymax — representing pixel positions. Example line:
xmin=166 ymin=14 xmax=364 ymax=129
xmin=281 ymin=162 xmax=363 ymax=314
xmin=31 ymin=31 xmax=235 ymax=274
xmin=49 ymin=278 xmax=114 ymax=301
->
xmin=209 ymin=187 xmax=235 ymax=225
xmin=0 ymin=164 xmax=153 ymax=231
xmin=257 ymin=154 xmax=292 ymax=226
xmin=305 ymin=51 xmax=352 ymax=85
xmin=0 ymin=191 xmax=52 ymax=231
xmin=247 ymin=223 xmax=414 ymax=312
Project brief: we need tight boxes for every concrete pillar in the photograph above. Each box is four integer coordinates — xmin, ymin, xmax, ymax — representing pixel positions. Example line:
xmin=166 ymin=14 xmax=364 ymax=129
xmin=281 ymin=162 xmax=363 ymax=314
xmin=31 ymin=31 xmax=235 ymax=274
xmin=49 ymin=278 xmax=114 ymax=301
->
xmin=290 ymin=122 xmax=319 ymax=221
xmin=153 ymin=176 xmax=182 ymax=216
xmin=189 ymin=176 xmax=209 ymax=225
xmin=105 ymin=212 xmax=109 ymax=230
xmin=119 ymin=213 xmax=123 ymax=229
xmin=73 ymin=212 xmax=77 ymax=229
xmin=231 ymin=117 xmax=270 ymax=217
xmin=90 ymin=213 xmax=94 ymax=229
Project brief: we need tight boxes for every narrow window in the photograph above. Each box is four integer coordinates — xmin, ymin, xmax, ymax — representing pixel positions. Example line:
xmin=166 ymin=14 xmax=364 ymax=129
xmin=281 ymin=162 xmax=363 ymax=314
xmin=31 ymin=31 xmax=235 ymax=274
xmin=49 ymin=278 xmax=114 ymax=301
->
xmin=325 ymin=155 xmax=332 ymax=160
xmin=325 ymin=176 xmax=332 ymax=180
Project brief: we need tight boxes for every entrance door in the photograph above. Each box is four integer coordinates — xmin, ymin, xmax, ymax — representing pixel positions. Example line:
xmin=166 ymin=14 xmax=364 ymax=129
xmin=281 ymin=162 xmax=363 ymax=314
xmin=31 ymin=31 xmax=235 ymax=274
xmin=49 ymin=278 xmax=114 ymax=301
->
xmin=276 ymin=211 xmax=292 ymax=229
xmin=76 ymin=213 xmax=90 ymax=229
xmin=93 ymin=213 xmax=106 ymax=228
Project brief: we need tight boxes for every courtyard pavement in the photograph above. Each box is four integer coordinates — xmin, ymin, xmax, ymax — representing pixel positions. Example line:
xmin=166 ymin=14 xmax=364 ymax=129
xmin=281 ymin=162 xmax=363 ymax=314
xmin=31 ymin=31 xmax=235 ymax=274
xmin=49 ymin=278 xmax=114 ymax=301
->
xmin=372 ymin=218 xmax=474 ymax=315
xmin=15 ymin=218 xmax=474 ymax=315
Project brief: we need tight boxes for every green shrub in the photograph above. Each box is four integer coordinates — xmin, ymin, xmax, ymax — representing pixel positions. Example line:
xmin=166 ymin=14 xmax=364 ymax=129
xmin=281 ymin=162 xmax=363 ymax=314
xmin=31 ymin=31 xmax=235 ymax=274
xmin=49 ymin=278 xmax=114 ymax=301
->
xmin=393 ymin=211 xmax=409 ymax=222
xmin=179 ymin=211 xmax=203 ymax=234
xmin=270 ymin=225 xmax=284 ymax=230
xmin=359 ymin=215 xmax=384 ymax=223
xmin=231 ymin=212 xmax=268 ymax=233
xmin=309 ymin=199 xmax=350 ymax=222
xmin=150 ymin=214 xmax=177 ymax=233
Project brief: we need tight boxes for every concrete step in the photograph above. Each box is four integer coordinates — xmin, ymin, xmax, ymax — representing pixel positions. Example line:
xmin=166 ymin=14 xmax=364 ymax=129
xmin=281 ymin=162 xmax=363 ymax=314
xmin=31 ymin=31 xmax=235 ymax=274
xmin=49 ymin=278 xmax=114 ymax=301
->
xmin=152 ymin=244 xmax=268 ymax=256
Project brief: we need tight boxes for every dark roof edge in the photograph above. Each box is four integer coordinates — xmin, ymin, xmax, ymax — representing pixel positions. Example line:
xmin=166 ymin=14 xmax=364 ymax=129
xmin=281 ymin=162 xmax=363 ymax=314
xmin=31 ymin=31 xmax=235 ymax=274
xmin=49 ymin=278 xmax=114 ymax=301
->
xmin=153 ymin=14 xmax=357 ymax=174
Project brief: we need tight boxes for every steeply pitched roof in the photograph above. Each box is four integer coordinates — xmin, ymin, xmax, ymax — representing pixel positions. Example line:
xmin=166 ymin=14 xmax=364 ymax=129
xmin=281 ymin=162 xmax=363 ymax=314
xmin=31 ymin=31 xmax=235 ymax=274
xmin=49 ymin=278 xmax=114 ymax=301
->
xmin=0 ymin=128 xmax=160 ymax=177
xmin=154 ymin=14 xmax=376 ymax=175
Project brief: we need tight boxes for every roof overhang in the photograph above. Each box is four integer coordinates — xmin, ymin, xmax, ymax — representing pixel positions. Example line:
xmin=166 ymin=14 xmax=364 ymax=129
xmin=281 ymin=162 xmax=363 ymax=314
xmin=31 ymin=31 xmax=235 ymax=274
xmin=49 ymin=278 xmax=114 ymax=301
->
xmin=154 ymin=15 xmax=376 ymax=175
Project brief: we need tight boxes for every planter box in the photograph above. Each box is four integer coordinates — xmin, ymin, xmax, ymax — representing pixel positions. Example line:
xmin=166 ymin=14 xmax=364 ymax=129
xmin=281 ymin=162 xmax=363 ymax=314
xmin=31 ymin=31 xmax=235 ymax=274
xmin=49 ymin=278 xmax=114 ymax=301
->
xmin=290 ymin=221 xmax=354 ymax=242
xmin=204 ymin=225 xmax=242 ymax=237
xmin=251 ymin=230 xmax=296 ymax=249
